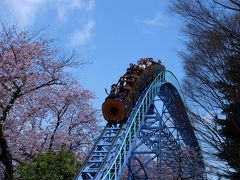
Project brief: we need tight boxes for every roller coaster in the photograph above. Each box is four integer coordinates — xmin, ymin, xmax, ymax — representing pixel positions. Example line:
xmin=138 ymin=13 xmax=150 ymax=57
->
xmin=75 ymin=60 xmax=205 ymax=180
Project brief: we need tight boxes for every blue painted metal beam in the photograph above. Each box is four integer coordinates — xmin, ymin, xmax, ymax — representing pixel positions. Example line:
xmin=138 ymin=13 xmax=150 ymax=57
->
xmin=74 ymin=71 xmax=204 ymax=180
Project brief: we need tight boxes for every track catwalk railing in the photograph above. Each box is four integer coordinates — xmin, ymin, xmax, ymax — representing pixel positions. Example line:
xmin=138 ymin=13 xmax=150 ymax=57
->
xmin=100 ymin=72 xmax=164 ymax=179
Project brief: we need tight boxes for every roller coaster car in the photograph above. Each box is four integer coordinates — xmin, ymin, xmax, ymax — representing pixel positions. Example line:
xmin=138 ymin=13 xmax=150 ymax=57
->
xmin=102 ymin=63 xmax=164 ymax=123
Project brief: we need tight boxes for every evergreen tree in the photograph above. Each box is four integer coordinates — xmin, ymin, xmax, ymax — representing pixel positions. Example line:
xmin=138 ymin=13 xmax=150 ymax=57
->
xmin=216 ymin=54 xmax=240 ymax=178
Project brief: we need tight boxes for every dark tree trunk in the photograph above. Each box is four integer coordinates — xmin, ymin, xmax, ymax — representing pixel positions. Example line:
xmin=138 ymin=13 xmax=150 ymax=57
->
xmin=0 ymin=89 xmax=21 ymax=179
xmin=0 ymin=125 xmax=13 ymax=180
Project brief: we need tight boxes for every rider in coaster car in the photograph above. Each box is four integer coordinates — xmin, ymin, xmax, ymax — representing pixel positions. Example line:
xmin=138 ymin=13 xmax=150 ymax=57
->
xmin=157 ymin=59 xmax=166 ymax=71
xmin=125 ymin=76 xmax=135 ymax=87
xmin=139 ymin=60 xmax=146 ymax=69
xmin=127 ymin=63 xmax=134 ymax=71
xmin=146 ymin=58 xmax=152 ymax=67
xmin=105 ymin=84 xmax=119 ymax=99
xmin=117 ymin=77 xmax=127 ymax=101
xmin=106 ymin=90 xmax=119 ymax=100
xmin=126 ymin=63 xmax=137 ymax=75
xmin=132 ymin=64 xmax=142 ymax=75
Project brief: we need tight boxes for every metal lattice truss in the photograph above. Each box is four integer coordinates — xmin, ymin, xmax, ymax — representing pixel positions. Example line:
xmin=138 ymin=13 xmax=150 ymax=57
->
xmin=128 ymin=99 xmax=204 ymax=179
xmin=75 ymin=71 xmax=205 ymax=180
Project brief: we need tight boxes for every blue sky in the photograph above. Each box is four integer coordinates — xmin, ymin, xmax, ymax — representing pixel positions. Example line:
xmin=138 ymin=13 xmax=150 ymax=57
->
xmin=0 ymin=0 xmax=185 ymax=120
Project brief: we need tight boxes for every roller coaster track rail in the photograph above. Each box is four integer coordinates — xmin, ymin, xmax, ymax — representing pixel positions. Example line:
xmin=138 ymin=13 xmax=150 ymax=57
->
xmin=74 ymin=70 xmax=204 ymax=180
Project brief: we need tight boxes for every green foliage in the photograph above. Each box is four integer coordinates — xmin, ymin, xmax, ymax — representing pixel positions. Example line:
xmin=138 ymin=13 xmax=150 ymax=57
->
xmin=17 ymin=149 xmax=81 ymax=180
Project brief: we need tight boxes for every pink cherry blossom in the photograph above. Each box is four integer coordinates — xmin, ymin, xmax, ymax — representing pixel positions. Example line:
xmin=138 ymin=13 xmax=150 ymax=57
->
xmin=0 ymin=25 xmax=102 ymax=179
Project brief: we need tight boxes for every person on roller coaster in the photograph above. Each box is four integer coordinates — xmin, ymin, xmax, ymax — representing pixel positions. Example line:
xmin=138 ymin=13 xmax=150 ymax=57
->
xmin=127 ymin=63 xmax=134 ymax=71
xmin=105 ymin=84 xmax=119 ymax=100
xmin=117 ymin=77 xmax=127 ymax=101
xmin=144 ymin=58 xmax=148 ymax=65
xmin=150 ymin=58 xmax=156 ymax=64
xmin=126 ymin=63 xmax=137 ymax=75
xmin=157 ymin=60 xmax=162 ymax=65
xmin=106 ymin=89 xmax=119 ymax=100
xmin=158 ymin=59 xmax=166 ymax=71
xmin=146 ymin=58 xmax=152 ymax=67
xmin=125 ymin=76 xmax=135 ymax=87
xmin=130 ymin=64 xmax=142 ymax=76
xmin=139 ymin=60 xmax=146 ymax=69
xmin=137 ymin=60 xmax=141 ymax=67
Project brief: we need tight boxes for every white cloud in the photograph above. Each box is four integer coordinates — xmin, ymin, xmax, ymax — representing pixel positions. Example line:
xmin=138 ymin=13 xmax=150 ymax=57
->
xmin=137 ymin=12 xmax=166 ymax=26
xmin=3 ymin=0 xmax=95 ymax=26
xmin=2 ymin=0 xmax=96 ymax=46
xmin=4 ymin=0 xmax=46 ymax=26
xmin=56 ymin=0 xmax=81 ymax=21
xmin=70 ymin=19 xmax=95 ymax=46
xmin=56 ymin=0 xmax=95 ymax=22
xmin=86 ymin=0 xmax=95 ymax=11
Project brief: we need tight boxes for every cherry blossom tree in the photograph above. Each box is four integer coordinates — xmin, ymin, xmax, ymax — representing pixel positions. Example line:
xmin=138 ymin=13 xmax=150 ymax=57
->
xmin=6 ymin=84 xmax=100 ymax=162
xmin=0 ymin=24 xmax=101 ymax=179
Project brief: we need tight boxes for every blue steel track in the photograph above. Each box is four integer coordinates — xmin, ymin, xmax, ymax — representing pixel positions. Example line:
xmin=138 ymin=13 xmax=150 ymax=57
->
xmin=75 ymin=70 xmax=204 ymax=180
